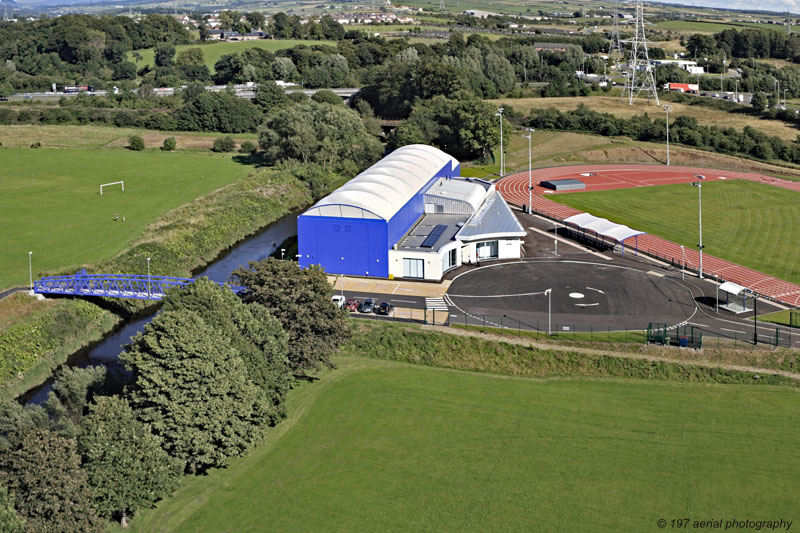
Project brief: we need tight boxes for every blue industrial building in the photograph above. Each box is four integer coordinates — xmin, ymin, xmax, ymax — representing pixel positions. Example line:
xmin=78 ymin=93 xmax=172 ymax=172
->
xmin=298 ymin=144 xmax=524 ymax=280
xmin=298 ymin=145 xmax=460 ymax=277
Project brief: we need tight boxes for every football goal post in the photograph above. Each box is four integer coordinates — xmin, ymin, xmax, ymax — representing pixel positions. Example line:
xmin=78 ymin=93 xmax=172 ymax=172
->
xmin=100 ymin=181 xmax=124 ymax=195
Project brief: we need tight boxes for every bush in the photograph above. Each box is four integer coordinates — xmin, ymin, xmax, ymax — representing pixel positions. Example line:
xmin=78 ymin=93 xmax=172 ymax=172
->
xmin=239 ymin=140 xmax=257 ymax=154
xmin=212 ymin=136 xmax=236 ymax=153
xmin=30 ymin=141 xmax=41 ymax=149
xmin=162 ymin=136 xmax=177 ymax=151
xmin=311 ymin=89 xmax=342 ymax=106
xmin=128 ymin=135 xmax=145 ymax=151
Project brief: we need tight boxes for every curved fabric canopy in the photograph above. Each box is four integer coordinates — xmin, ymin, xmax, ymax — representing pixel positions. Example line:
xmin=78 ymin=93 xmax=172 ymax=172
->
xmin=303 ymin=144 xmax=459 ymax=221
xmin=563 ymin=213 xmax=645 ymax=243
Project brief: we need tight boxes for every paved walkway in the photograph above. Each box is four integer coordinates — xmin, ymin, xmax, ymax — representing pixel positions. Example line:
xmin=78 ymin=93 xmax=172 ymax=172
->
xmin=328 ymin=275 xmax=450 ymax=298
xmin=497 ymin=164 xmax=800 ymax=306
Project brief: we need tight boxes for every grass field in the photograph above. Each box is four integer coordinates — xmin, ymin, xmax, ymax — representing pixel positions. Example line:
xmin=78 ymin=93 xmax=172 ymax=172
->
xmin=0 ymin=147 xmax=254 ymax=289
xmin=488 ymin=96 xmax=800 ymax=142
xmin=128 ymin=357 xmax=800 ymax=531
xmin=129 ymin=39 xmax=335 ymax=72
xmin=654 ymin=20 xmax=741 ymax=33
xmin=0 ymin=125 xmax=257 ymax=150
xmin=550 ymin=180 xmax=800 ymax=284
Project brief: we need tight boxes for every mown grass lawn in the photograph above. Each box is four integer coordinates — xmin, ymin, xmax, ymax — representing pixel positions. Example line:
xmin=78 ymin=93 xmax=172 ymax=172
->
xmin=0 ymin=147 xmax=254 ymax=289
xmin=550 ymin=180 xmax=800 ymax=284
xmin=129 ymin=358 xmax=800 ymax=532
xmin=128 ymin=39 xmax=335 ymax=72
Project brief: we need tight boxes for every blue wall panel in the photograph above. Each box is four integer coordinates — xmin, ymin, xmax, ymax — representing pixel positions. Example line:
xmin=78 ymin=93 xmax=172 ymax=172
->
xmin=297 ymin=216 xmax=388 ymax=277
xmin=297 ymin=156 xmax=459 ymax=279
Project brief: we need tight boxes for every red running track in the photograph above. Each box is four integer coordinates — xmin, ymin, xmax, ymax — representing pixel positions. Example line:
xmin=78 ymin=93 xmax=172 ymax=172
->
xmin=497 ymin=164 xmax=800 ymax=307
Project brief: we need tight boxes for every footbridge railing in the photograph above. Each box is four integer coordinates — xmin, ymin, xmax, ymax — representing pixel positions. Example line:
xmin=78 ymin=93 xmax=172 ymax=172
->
xmin=33 ymin=270 xmax=242 ymax=301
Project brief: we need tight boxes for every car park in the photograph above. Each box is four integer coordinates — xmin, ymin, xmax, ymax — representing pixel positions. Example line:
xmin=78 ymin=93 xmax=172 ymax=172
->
xmin=358 ymin=298 xmax=375 ymax=313
xmin=344 ymin=298 xmax=360 ymax=312
xmin=375 ymin=302 xmax=393 ymax=315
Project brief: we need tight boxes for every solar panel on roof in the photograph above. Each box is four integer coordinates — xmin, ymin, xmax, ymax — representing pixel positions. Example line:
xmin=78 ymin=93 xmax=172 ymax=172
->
xmin=421 ymin=224 xmax=447 ymax=248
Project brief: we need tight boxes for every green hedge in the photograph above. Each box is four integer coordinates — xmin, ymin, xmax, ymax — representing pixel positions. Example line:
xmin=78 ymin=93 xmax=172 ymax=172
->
xmin=340 ymin=323 xmax=797 ymax=386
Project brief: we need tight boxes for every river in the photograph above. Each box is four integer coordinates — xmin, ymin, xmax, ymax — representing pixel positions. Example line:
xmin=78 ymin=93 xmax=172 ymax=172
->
xmin=20 ymin=211 xmax=299 ymax=405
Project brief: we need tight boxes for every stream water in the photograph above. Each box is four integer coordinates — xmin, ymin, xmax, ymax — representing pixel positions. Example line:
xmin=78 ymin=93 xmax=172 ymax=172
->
xmin=20 ymin=211 xmax=299 ymax=405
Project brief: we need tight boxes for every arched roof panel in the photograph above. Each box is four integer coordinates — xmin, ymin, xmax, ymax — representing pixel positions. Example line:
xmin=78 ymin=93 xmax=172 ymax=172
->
xmin=304 ymin=144 xmax=459 ymax=220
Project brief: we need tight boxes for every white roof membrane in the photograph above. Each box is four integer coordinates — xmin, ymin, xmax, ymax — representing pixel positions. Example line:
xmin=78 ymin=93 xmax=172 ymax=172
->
xmin=303 ymin=144 xmax=459 ymax=221
xmin=563 ymin=213 xmax=645 ymax=243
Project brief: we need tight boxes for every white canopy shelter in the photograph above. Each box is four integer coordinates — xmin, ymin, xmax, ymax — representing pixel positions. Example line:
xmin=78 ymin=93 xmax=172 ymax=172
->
xmin=563 ymin=213 xmax=646 ymax=255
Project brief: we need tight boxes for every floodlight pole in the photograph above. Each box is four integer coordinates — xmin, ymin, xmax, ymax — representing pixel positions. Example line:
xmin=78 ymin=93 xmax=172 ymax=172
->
xmin=752 ymin=290 xmax=758 ymax=345
xmin=147 ymin=257 xmax=151 ymax=299
xmin=496 ymin=108 xmax=505 ymax=176
xmin=693 ymin=175 xmax=706 ymax=279
xmin=524 ymin=128 xmax=533 ymax=213
xmin=28 ymin=251 xmax=33 ymax=292
xmin=680 ymin=245 xmax=685 ymax=280
xmin=663 ymin=105 xmax=672 ymax=166
xmin=545 ymin=288 xmax=552 ymax=335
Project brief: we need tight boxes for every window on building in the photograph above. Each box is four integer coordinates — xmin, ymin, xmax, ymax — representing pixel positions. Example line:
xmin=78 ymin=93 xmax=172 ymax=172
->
xmin=442 ymin=248 xmax=457 ymax=272
xmin=476 ymin=241 xmax=498 ymax=260
xmin=403 ymin=258 xmax=424 ymax=279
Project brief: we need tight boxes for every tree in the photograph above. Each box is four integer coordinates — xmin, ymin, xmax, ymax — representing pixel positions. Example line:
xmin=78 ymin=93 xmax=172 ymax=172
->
xmin=162 ymin=136 xmax=176 ymax=151
xmin=213 ymin=136 xmax=236 ymax=152
xmin=121 ymin=309 xmax=271 ymax=473
xmin=258 ymin=102 xmax=382 ymax=173
xmin=78 ymin=396 xmax=181 ymax=527
xmin=128 ymin=135 xmax=144 ymax=151
xmin=41 ymin=365 xmax=117 ymax=439
xmin=233 ymin=259 xmax=350 ymax=374
xmin=239 ymin=140 xmax=258 ymax=154
xmin=175 ymin=47 xmax=204 ymax=68
xmin=154 ymin=43 xmax=175 ymax=68
xmin=245 ymin=12 xmax=266 ymax=30
xmin=311 ymin=89 xmax=342 ymax=105
xmin=0 ymin=430 xmax=101 ymax=532
xmin=253 ymin=81 xmax=288 ymax=114
xmin=160 ymin=278 xmax=290 ymax=424
xmin=0 ymin=483 xmax=23 ymax=533
xmin=319 ymin=15 xmax=345 ymax=40
xmin=387 ymin=121 xmax=428 ymax=150
xmin=751 ymin=91 xmax=767 ymax=112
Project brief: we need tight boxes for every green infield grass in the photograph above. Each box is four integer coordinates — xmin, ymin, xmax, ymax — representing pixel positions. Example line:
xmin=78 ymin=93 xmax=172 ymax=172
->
xmin=128 ymin=359 xmax=800 ymax=532
xmin=129 ymin=39 xmax=335 ymax=72
xmin=549 ymin=180 xmax=800 ymax=284
xmin=0 ymin=147 xmax=254 ymax=289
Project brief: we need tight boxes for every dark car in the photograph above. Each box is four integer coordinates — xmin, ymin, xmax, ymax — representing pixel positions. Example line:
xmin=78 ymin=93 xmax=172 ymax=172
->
xmin=375 ymin=302 xmax=393 ymax=315
xmin=344 ymin=298 xmax=360 ymax=312
xmin=358 ymin=298 xmax=375 ymax=313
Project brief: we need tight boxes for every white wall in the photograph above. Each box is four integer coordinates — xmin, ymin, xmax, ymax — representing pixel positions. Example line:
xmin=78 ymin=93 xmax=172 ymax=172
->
xmin=461 ymin=239 xmax=521 ymax=264
xmin=388 ymin=241 xmax=462 ymax=281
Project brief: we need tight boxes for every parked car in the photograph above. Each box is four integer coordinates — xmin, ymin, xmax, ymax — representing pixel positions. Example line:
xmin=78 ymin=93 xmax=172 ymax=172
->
xmin=332 ymin=295 xmax=345 ymax=309
xmin=375 ymin=302 xmax=393 ymax=315
xmin=344 ymin=298 xmax=360 ymax=312
xmin=358 ymin=298 xmax=375 ymax=313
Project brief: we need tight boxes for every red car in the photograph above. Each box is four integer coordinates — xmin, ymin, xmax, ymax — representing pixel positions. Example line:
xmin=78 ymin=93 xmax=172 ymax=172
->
xmin=344 ymin=298 xmax=360 ymax=312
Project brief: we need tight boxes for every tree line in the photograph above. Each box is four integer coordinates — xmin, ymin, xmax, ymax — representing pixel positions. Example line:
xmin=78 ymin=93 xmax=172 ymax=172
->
xmin=526 ymin=104 xmax=800 ymax=165
xmin=0 ymin=260 xmax=349 ymax=531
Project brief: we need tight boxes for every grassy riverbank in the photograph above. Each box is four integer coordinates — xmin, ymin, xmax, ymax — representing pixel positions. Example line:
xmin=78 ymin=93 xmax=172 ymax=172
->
xmin=0 ymin=164 xmax=316 ymax=399
xmin=0 ymin=293 xmax=120 ymax=401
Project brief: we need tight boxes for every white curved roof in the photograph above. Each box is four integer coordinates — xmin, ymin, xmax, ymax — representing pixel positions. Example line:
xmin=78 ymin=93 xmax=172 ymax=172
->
xmin=302 ymin=145 xmax=459 ymax=221
xmin=563 ymin=213 xmax=645 ymax=243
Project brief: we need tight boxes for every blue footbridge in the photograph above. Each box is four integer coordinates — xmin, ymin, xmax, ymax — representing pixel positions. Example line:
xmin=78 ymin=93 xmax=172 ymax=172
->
xmin=33 ymin=270 xmax=242 ymax=301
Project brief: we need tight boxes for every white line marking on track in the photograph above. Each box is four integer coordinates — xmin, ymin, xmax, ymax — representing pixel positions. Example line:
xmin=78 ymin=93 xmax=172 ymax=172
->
xmin=575 ymin=303 xmax=600 ymax=307
xmin=390 ymin=299 xmax=416 ymax=304
xmin=586 ymin=286 xmax=605 ymax=294
xmin=447 ymin=291 xmax=548 ymax=298
xmin=720 ymin=328 xmax=746 ymax=334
